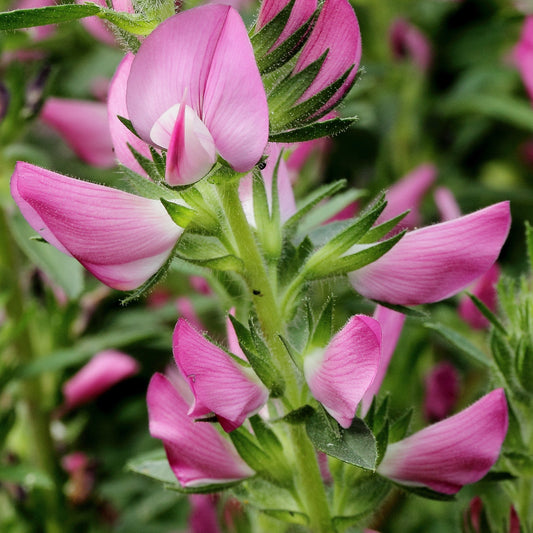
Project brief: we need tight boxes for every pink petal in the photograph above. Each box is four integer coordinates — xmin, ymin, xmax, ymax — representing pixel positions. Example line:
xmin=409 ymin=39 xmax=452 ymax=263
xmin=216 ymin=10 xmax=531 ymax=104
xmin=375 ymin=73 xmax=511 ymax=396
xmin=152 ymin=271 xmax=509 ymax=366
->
xmin=513 ymin=16 xmax=533 ymax=102
xmin=173 ymin=319 xmax=269 ymax=432
xmin=348 ymin=202 xmax=511 ymax=306
xmin=189 ymin=494 xmax=221 ymax=533
xmin=361 ymin=305 xmax=406 ymax=415
xmin=176 ymin=297 xmax=204 ymax=331
xmin=126 ymin=6 xmax=268 ymax=173
xmin=423 ymin=362 xmax=460 ymax=422
xmin=256 ymin=0 xmax=317 ymax=48
xmin=378 ymin=389 xmax=508 ymax=494
xmin=433 ymin=186 xmax=462 ymax=222
xmin=294 ymin=0 xmax=362 ymax=110
xmin=164 ymin=103 xmax=217 ymax=185
xmin=303 ymin=315 xmax=381 ymax=428
xmin=226 ymin=309 xmax=247 ymax=361
xmin=63 ymin=350 xmax=139 ymax=410
xmin=389 ymin=18 xmax=433 ymax=72
xmin=377 ymin=163 xmax=437 ymax=231
xmin=147 ymin=373 xmax=253 ymax=486
xmin=458 ymin=263 xmax=501 ymax=330
xmin=11 ymin=163 xmax=182 ymax=290
xmin=108 ymin=53 xmax=153 ymax=175
xmin=40 ymin=98 xmax=115 ymax=168
xmin=239 ymin=143 xmax=296 ymax=226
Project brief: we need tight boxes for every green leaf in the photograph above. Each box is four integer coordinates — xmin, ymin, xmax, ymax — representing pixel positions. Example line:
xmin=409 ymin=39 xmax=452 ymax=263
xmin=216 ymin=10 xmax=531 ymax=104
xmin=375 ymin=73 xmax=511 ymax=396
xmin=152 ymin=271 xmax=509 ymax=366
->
xmin=425 ymin=322 xmax=493 ymax=368
xmin=306 ymin=408 xmax=377 ymax=470
xmin=229 ymin=427 xmax=275 ymax=478
xmin=388 ymin=408 xmax=413 ymax=443
xmin=0 ymin=464 xmax=53 ymax=490
xmin=371 ymin=300 xmax=428 ymax=319
xmin=276 ymin=404 xmax=315 ymax=425
xmin=269 ymin=116 xmax=357 ymax=143
xmin=397 ymin=484 xmax=456 ymax=501
xmin=160 ymin=198 xmax=196 ymax=228
xmin=0 ymin=3 xmax=101 ymax=30
xmin=98 ymin=8 xmax=156 ymax=35
xmin=8 ymin=212 xmax=84 ymax=299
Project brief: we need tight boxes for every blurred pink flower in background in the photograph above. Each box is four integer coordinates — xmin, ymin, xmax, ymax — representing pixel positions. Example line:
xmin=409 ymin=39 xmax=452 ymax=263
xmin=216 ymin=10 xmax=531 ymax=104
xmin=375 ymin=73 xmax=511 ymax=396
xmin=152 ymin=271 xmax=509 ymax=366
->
xmin=389 ymin=17 xmax=433 ymax=72
xmin=513 ymin=16 xmax=533 ymax=102
xmin=423 ymin=362 xmax=460 ymax=422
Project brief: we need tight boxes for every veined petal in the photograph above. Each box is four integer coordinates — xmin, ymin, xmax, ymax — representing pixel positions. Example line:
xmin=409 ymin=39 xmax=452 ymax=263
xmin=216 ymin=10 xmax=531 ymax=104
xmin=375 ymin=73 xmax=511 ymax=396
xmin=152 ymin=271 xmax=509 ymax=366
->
xmin=256 ymin=0 xmax=317 ymax=48
xmin=11 ymin=163 xmax=182 ymax=290
xmin=173 ymin=319 xmax=269 ymax=432
xmin=63 ymin=350 xmax=139 ymax=410
xmin=304 ymin=315 xmax=381 ymax=428
xmin=378 ymin=389 xmax=508 ymax=494
xmin=41 ymin=98 xmax=115 ymax=168
xmin=127 ymin=6 xmax=268 ymax=173
xmin=348 ymin=202 xmax=511 ymax=306
xmin=361 ymin=305 xmax=406 ymax=415
xmin=108 ymin=53 xmax=152 ymax=175
xmin=294 ymin=0 xmax=361 ymax=110
xmin=377 ymin=163 xmax=436 ymax=231
xmin=147 ymin=373 xmax=253 ymax=487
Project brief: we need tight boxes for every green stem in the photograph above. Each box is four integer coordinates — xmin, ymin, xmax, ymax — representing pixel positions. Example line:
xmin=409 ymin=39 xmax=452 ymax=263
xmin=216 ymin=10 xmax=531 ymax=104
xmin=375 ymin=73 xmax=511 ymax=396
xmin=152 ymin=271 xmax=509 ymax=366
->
xmin=0 ymin=207 xmax=62 ymax=533
xmin=217 ymin=179 xmax=332 ymax=532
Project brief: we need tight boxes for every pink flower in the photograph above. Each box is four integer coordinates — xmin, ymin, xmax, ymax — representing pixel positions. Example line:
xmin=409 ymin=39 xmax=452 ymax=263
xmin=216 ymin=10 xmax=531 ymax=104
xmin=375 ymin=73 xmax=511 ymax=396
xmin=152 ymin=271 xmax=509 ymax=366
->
xmin=176 ymin=297 xmax=203 ymax=331
xmin=172 ymin=319 xmax=269 ymax=432
xmin=303 ymin=315 xmax=381 ymax=428
xmin=11 ymin=163 xmax=183 ymax=290
xmin=40 ymin=98 xmax=115 ymax=168
xmin=513 ymin=16 xmax=533 ymax=102
xmin=389 ymin=18 xmax=433 ymax=72
xmin=433 ymin=186 xmax=462 ymax=221
xmin=147 ymin=372 xmax=253 ymax=487
xmin=188 ymin=494 xmax=221 ymax=533
xmin=423 ymin=362 xmax=460 ymax=422
xmin=292 ymin=0 xmax=362 ymax=115
xmin=62 ymin=350 xmax=139 ymax=410
xmin=348 ymin=202 xmax=511 ymax=306
xmin=378 ymin=389 xmax=508 ymax=494
xmin=126 ymin=5 xmax=269 ymax=185
xmin=361 ymin=305 xmax=406 ymax=415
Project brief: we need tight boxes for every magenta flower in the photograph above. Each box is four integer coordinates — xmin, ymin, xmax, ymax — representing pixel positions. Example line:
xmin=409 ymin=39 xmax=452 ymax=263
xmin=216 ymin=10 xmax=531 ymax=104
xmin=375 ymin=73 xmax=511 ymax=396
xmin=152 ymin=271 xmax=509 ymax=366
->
xmin=423 ymin=362 xmax=460 ymax=422
xmin=125 ymin=5 xmax=269 ymax=185
xmin=361 ymin=305 xmax=406 ymax=415
xmin=433 ymin=186 xmax=462 ymax=221
xmin=147 ymin=372 xmax=253 ymax=487
xmin=108 ymin=53 xmax=152 ymax=176
xmin=188 ymin=494 xmax=221 ymax=533
xmin=172 ymin=319 xmax=269 ymax=432
xmin=348 ymin=202 xmax=511 ymax=306
xmin=378 ymin=389 xmax=508 ymax=494
xmin=40 ymin=97 xmax=115 ymax=168
xmin=513 ymin=16 xmax=533 ymax=102
xmin=62 ymin=350 xmax=139 ymax=410
xmin=389 ymin=18 xmax=433 ymax=72
xmin=256 ymin=0 xmax=317 ymax=48
xmin=377 ymin=163 xmax=437 ymax=232
xmin=11 ymin=163 xmax=183 ymax=290
xmin=303 ymin=315 xmax=381 ymax=428
xmin=293 ymin=0 xmax=362 ymax=114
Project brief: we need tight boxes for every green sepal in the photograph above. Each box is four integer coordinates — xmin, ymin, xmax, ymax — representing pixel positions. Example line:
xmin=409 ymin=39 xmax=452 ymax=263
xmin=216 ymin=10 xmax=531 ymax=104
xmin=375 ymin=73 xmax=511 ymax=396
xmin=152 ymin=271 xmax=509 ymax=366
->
xmin=358 ymin=210 xmax=409 ymax=244
xmin=206 ymin=161 xmax=245 ymax=185
xmin=269 ymin=116 xmax=356 ymax=143
xmin=424 ymin=322 xmax=493 ymax=368
xmin=481 ymin=470 xmax=516 ymax=482
xmin=278 ymin=237 xmax=314 ymax=289
xmin=117 ymin=115 xmax=141 ymax=138
xmin=306 ymin=230 xmax=405 ymax=279
xmin=372 ymin=300 xmax=428 ymax=318
xmin=516 ymin=337 xmax=533 ymax=394
xmin=277 ymin=334 xmax=302 ymax=368
xmin=268 ymin=51 xmax=327 ymax=115
xmin=119 ymin=164 xmax=170 ymax=200
xmin=388 ymin=408 xmax=413 ymax=443
xmin=308 ymin=297 xmax=334 ymax=349
xmin=250 ymin=0 xmax=296 ymax=58
xmin=252 ymin=167 xmax=271 ymax=228
xmin=127 ymin=143 xmax=161 ymax=181
xmin=150 ymin=146 xmax=166 ymax=177
xmin=98 ymin=8 xmax=156 ymax=35
xmin=249 ymin=415 xmax=283 ymax=455
xmin=276 ymin=404 xmax=315 ymax=425
xmin=271 ymin=65 xmax=354 ymax=130
xmin=467 ymin=292 xmax=507 ymax=334
xmin=0 ymin=3 xmax=101 ymax=30
xmin=261 ymin=509 xmax=309 ymax=525
xmin=490 ymin=329 xmax=517 ymax=389
xmin=160 ymin=198 xmax=196 ymax=228
xmin=305 ymin=406 xmax=377 ymax=470
xmin=175 ymin=253 xmax=244 ymax=273
xmin=283 ymin=180 xmax=346 ymax=236
xmin=228 ymin=316 xmax=285 ymax=397
xmin=373 ymin=394 xmax=389 ymax=435
xmin=375 ymin=419 xmax=389 ymax=466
